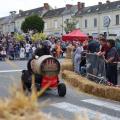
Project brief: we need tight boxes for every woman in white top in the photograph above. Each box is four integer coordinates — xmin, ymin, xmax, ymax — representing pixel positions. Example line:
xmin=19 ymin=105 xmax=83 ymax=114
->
xmin=1 ymin=47 xmax=6 ymax=61
xmin=74 ymin=42 xmax=83 ymax=73
xmin=20 ymin=46 xmax=25 ymax=60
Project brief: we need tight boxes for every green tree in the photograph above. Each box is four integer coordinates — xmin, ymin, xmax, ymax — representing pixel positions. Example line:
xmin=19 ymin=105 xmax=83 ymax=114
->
xmin=63 ymin=19 xmax=78 ymax=33
xmin=21 ymin=14 xmax=44 ymax=33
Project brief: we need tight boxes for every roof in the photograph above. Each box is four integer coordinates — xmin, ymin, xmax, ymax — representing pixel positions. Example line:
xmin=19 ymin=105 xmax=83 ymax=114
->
xmin=75 ymin=0 xmax=120 ymax=17
xmin=16 ymin=7 xmax=44 ymax=19
xmin=43 ymin=7 xmax=66 ymax=18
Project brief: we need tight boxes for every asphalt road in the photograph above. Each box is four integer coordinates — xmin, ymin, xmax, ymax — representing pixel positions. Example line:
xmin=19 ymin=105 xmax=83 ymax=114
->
xmin=0 ymin=60 xmax=120 ymax=120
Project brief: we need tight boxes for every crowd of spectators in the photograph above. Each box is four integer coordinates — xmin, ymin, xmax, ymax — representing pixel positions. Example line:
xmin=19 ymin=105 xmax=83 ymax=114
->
xmin=72 ymin=36 xmax=120 ymax=85
xmin=0 ymin=32 xmax=120 ymax=85
xmin=0 ymin=33 xmax=68 ymax=61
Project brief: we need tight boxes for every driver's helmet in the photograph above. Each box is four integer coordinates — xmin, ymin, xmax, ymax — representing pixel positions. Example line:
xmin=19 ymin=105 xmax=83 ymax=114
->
xmin=42 ymin=40 xmax=52 ymax=49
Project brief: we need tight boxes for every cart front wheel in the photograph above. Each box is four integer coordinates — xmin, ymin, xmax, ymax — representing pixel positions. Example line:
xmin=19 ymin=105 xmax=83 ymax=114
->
xmin=58 ymin=83 xmax=66 ymax=97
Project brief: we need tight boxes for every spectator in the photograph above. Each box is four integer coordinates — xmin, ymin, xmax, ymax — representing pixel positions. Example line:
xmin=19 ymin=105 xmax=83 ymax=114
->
xmin=14 ymin=42 xmax=20 ymax=60
xmin=97 ymin=38 xmax=109 ymax=58
xmin=8 ymin=42 xmax=15 ymax=60
xmin=25 ymin=42 xmax=31 ymax=60
xmin=104 ymin=40 xmax=119 ymax=85
xmin=74 ymin=42 xmax=83 ymax=73
xmin=88 ymin=36 xmax=100 ymax=53
xmin=55 ymin=41 xmax=62 ymax=58
xmin=115 ymin=39 xmax=120 ymax=57
xmin=20 ymin=46 xmax=25 ymax=60
xmin=1 ymin=47 xmax=6 ymax=61
xmin=32 ymin=45 xmax=36 ymax=53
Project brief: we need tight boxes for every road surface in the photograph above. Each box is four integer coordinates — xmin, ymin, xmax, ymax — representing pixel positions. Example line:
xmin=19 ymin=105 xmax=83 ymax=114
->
xmin=0 ymin=60 xmax=120 ymax=120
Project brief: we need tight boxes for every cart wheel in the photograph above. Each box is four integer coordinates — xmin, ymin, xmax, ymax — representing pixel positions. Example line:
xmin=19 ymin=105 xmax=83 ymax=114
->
xmin=21 ymin=70 xmax=31 ymax=92
xmin=58 ymin=83 xmax=66 ymax=97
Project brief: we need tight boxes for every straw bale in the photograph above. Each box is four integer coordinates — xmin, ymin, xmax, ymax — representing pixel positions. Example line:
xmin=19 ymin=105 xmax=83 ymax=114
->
xmin=66 ymin=45 xmax=74 ymax=59
xmin=61 ymin=59 xmax=73 ymax=71
xmin=62 ymin=70 xmax=120 ymax=101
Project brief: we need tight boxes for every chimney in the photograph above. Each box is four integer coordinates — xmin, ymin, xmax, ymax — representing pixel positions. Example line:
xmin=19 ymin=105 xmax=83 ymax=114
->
xmin=82 ymin=3 xmax=85 ymax=8
xmin=106 ymin=0 xmax=110 ymax=4
xmin=98 ymin=2 xmax=102 ymax=5
xmin=66 ymin=4 xmax=72 ymax=9
xmin=77 ymin=2 xmax=82 ymax=10
xmin=19 ymin=10 xmax=23 ymax=14
xmin=44 ymin=3 xmax=49 ymax=10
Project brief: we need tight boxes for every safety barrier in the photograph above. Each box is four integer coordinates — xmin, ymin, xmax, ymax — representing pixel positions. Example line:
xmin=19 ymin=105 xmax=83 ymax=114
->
xmin=86 ymin=53 xmax=120 ymax=85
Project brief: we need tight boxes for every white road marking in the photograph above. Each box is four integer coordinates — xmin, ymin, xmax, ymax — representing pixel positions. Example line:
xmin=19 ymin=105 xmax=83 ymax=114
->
xmin=51 ymin=102 xmax=120 ymax=120
xmin=81 ymin=99 xmax=120 ymax=112
xmin=0 ymin=70 xmax=22 ymax=73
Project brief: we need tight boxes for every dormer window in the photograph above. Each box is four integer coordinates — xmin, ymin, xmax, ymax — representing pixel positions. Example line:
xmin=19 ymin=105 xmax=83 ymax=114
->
xmin=31 ymin=12 xmax=34 ymax=15
xmin=87 ymin=9 xmax=91 ymax=13
xmin=117 ymin=5 xmax=120 ymax=9
xmin=26 ymin=13 xmax=29 ymax=16
xmin=96 ymin=8 xmax=99 ymax=11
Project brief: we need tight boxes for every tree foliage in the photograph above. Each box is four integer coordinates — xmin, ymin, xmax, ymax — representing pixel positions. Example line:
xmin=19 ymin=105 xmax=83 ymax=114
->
xmin=21 ymin=14 xmax=44 ymax=33
xmin=15 ymin=33 xmax=25 ymax=41
xmin=31 ymin=33 xmax=47 ymax=42
xmin=63 ymin=19 xmax=78 ymax=33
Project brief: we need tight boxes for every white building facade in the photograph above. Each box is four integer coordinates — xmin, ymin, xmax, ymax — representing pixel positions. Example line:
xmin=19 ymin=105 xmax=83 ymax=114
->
xmin=75 ymin=1 xmax=120 ymax=38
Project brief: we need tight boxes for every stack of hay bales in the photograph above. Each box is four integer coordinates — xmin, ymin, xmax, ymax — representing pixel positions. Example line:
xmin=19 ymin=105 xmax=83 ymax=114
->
xmin=61 ymin=45 xmax=120 ymax=101
xmin=61 ymin=44 xmax=74 ymax=71
xmin=62 ymin=70 xmax=120 ymax=102
xmin=61 ymin=59 xmax=73 ymax=71
xmin=0 ymin=87 xmax=93 ymax=120
xmin=66 ymin=44 xmax=75 ymax=59
xmin=0 ymin=88 xmax=59 ymax=120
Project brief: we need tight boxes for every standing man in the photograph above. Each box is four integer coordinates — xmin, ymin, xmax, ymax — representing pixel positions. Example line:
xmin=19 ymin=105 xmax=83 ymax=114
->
xmin=87 ymin=36 xmax=100 ymax=53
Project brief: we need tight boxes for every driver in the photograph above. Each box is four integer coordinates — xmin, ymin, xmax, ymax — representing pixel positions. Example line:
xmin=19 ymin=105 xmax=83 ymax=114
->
xmin=22 ymin=40 xmax=52 ymax=91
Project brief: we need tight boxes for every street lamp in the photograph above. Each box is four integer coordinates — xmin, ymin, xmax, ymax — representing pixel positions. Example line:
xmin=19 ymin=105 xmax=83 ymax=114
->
xmin=10 ymin=11 xmax=16 ymax=33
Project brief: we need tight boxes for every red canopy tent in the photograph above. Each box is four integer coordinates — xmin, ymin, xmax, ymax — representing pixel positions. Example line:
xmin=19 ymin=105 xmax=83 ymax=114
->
xmin=62 ymin=29 xmax=88 ymax=42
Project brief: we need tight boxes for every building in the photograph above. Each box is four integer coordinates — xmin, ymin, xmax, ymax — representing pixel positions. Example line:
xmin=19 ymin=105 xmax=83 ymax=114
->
xmin=43 ymin=4 xmax=78 ymax=36
xmin=0 ymin=3 xmax=51 ymax=34
xmin=0 ymin=0 xmax=120 ymax=39
xmin=0 ymin=2 xmax=79 ymax=36
xmin=75 ymin=0 xmax=120 ymax=38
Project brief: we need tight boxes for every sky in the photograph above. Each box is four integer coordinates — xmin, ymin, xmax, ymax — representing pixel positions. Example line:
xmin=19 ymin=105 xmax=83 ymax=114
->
xmin=0 ymin=0 xmax=116 ymax=17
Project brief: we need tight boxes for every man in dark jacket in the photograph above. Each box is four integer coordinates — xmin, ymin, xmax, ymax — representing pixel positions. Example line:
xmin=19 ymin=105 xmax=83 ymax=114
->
xmin=88 ymin=36 xmax=100 ymax=53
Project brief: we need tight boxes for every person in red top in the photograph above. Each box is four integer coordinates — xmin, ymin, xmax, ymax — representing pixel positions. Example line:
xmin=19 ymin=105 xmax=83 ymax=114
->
xmin=97 ymin=38 xmax=109 ymax=58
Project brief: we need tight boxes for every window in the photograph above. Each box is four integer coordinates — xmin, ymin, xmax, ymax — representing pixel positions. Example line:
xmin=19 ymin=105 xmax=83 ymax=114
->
xmin=96 ymin=8 xmax=99 ymax=11
xmin=25 ymin=13 xmax=29 ymax=16
xmin=66 ymin=19 xmax=69 ymax=22
xmin=87 ymin=9 xmax=91 ymax=13
xmin=94 ymin=18 xmax=97 ymax=27
xmin=85 ymin=19 xmax=87 ymax=28
xmin=45 ymin=22 xmax=47 ymax=29
xmin=76 ymin=22 xmax=80 ymax=29
xmin=54 ymin=20 xmax=58 ymax=28
xmin=116 ymin=15 xmax=119 ymax=25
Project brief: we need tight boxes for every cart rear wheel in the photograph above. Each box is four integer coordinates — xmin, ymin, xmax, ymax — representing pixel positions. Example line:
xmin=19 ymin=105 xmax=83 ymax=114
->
xmin=58 ymin=83 xmax=66 ymax=97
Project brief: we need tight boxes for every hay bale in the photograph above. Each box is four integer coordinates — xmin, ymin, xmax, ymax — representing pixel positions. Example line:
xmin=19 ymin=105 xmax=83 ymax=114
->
xmin=0 ymin=90 xmax=60 ymax=120
xmin=105 ymin=87 xmax=120 ymax=101
xmin=61 ymin=59 xmax=73 ymax=71
xmin=62 ymin=70 xmax=120 ymax=102
xmin=66 ymin=45 xmax=74 ymax=59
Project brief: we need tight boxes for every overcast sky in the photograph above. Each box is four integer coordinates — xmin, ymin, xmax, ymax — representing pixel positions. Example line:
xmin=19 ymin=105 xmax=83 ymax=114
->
xmin=0 ymin=0 xmax=116 ymax=17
